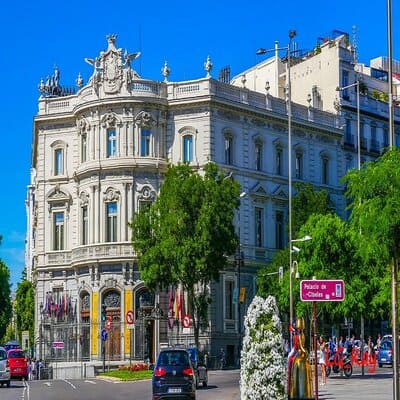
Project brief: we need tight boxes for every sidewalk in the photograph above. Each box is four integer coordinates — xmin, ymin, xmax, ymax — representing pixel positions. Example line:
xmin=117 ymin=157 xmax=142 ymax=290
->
xmin=317 ymin=370 xmax=392 ymax=399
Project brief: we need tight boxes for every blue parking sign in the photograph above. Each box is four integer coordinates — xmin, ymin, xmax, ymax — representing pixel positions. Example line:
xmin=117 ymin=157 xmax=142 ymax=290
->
xmin=101 ymin=329 xmax=108 ymax=341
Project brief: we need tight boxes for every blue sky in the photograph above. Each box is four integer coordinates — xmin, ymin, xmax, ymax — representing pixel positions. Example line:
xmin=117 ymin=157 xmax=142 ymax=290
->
xmin=0 ymin=0 xmax=398 ymax=290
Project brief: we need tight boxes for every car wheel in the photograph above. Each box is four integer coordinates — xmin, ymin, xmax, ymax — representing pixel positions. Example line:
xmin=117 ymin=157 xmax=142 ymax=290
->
xmin=6 ymin=381 xmax=10 ymax=388
xmin=203 ymin=381 xmax=207 ymax=388
xmin=379 ymin=363 xmax=382 ymax=368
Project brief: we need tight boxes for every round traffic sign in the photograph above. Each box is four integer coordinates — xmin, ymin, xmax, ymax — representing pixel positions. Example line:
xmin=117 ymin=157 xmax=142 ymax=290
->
xmin=182 ymin=315 xmax=190 ymax=328
xmin=126 ymin=310 xmax=134 ymax=325
xmin=101 ymin=329 xmax=108 ymax=341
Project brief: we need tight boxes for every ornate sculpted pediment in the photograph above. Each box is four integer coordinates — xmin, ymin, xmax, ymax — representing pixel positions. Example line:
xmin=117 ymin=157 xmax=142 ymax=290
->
xmin=135 ymin=111 xmax=156 ymax=128
xmin=101 ymin=112 xmax=122 ymax=128
xmin=85 ymin=34 xmax=141 ymax=95
xmin=138 ymin=185 xmax=156 ymax=201
xmin=103 ymin=187 xmax=120 ymax=202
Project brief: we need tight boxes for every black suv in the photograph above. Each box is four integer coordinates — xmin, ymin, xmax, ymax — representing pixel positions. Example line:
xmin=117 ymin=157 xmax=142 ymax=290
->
xmin=152 ymin=348 xmax=196 ymax=400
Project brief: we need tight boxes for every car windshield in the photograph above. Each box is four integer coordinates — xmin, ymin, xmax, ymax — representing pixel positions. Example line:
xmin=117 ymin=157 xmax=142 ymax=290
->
xmin=8 ymin=351 xmax=25 ymax=358
xmin=381 ymin=341 xmax=392 ymax=350
xmin=158 ymin=351 xmax=189 ymax=366
xmin=0 ymin=350 xmax=6 ymax=361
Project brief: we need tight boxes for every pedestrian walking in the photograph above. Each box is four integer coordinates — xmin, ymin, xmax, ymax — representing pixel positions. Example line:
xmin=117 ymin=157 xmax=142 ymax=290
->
xmin=318 ymin=336 xmax=327 ymax=386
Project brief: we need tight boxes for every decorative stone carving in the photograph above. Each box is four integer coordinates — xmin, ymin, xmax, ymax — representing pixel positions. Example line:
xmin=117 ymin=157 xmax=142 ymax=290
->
xmin=77 ymin=117 xmax=90 ymax=133
xmin=138 ymin=185 xmax=156 ymax=201
xmin=79 ymin=191 xmax=89 ymax=206
xmin=135 ymin=111 xmax=155 ymax=128
xmin=101 ymin=112 xmax=121 ymax=128
xmin=103 ymin=187 xmax=120 ymax=202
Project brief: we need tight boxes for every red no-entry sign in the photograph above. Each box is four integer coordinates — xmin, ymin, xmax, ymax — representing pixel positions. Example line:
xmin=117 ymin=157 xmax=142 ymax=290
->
xmin=300 ymin=279 xmax=345 ymax=302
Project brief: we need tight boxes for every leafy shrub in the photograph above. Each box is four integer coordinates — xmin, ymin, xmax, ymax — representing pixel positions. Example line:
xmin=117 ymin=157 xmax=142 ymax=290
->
xmin=240 ymin=295 xmax=286 ymax=400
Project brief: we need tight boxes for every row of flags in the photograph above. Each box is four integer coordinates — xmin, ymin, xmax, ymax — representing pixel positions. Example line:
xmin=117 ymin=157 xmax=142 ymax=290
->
xmin=42 ymin=291 xmax=77 ymax=322
xmin=168 ymin=285 xmax=189 ymax=328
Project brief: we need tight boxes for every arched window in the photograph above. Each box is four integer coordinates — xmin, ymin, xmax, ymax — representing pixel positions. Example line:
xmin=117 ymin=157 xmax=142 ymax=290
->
xmin=141 ymin=128 xmax=151 ymax=156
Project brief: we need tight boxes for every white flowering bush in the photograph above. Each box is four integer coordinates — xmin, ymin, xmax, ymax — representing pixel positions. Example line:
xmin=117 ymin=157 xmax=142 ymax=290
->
xmin=240 ymin=295 xmax=286 ymax=400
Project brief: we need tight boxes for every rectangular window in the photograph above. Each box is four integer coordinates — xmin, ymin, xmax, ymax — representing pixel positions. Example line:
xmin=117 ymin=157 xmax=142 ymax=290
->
xmin=224 ymin=137 xmax=233 ymax=165
xmin=255 ymin=207 xmax=263 ymax=247
xmin=183 ymin=135 xmax=193 ymax=162
xmin=54 ymin=149 xmax=63 ymax=175
xmin=81 ymin=135 xmax=87 ymax=163
xmin=107 ymin=129 xmax=117 ymax=158
xmin=255 ymin=143 xmax=262 ymax=171
xmin=81 ymin=206 xmax=88 ymax=245
xmin=225 ymin=280 xmax=235 ymax=320
xmin=295 ymin=153 xmax=303 ymax=179
xmin=275 ymin=211 xmax=284 ymax=249
xmin=53 ymin=212 xmax=64 ymax=250
xmin=322 ymin=158 xmax=329 ymax=185
xmin=106 ymin=202 xmax=118 ymax=242
xmin=141 ymin=129 xmax=151 ymax=157
xmin=276 ymin=148 xmax=282 ymax=175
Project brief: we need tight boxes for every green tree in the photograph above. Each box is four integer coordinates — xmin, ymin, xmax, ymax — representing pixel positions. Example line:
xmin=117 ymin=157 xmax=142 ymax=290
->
xmin=257 ymin=183 xmax=332 ymax=314
xmin=344 ymin=148 xmax=400 ymax=321
xmin=0 ymin=259 xmax=12 ymax=341
xmin=131 ymin=162 xmax=240 ymax=348
xmin=15 ymin=280 xmax=35 ymax=349
xmin=292 ymin=182 xmax=332 ymax=238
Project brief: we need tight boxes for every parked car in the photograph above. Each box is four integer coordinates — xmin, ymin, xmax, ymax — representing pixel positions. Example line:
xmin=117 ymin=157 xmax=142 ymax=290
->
xmin=152 ymin=347 xmax=196 ymax=399
xmin=7 ymin=349 xmax=28 ymax=380
xmin=378 ymin=340 xmax=393 ymax=368
xmin=186 ymin=347 xmax=208 ymax=388
xmin=0 ymin=346 xmax=11 ymax=387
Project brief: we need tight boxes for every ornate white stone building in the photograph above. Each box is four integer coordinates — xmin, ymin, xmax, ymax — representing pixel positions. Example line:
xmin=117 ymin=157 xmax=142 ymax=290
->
xmin=28 ymin=34 xmax=356 ymax=367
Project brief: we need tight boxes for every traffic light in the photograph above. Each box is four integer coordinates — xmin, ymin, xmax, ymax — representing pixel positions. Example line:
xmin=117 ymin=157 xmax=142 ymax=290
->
xmin=101 ymin=304 xmax=107 ymax=322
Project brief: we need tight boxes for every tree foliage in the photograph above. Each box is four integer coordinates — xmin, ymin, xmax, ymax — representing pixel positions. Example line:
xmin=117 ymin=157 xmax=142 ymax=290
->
xmin=292 ymin=183 xmax=332 ymax=238
xmin=0 ymin=259 xmax=12 ymax=341
xmin=131 ymin=162 xmax=240 ymax=347
xmin=15 ymin=280 xmax=35 ymax=348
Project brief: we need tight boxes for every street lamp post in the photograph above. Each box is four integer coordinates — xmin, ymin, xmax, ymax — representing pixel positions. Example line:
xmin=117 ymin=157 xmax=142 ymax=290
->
xmin=289 ymin=236 xmax=311 ymax=328
xmin=256 ymin=29 xmax=297 ymax=335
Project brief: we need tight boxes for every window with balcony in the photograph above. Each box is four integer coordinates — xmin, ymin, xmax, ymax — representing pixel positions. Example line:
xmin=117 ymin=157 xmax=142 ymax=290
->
xmin=81 ymin=206 xmax=88 ymax=245
xmin=54 ymin=148 xmax=63 ymax=176
xmin=53 ymin=211 xmax=64 ymax=250
xmin=276 ymin=147 xmax=283 ymax=175
xmin=224 ymin=136 xmax=233 ymax=165
xmin=321 ymin=156 xmax=329 ymax=185
xmin=255 ymin=142 xmax=263 ymax=171
xmin=107 ymin=129 xmax=117 ymax=158
xmin=295 ymin=152 xmax=303 ymax=179
xmin=81 ymin=135 xmax=87 ymax=163
xmin=275 ymin=210 xmax=284 ymax=249
xmin=224 ymin=279 xmax=235 ymax=320
xmin=342 ymin=70 xmax=349 ymax=100
xmin=183 ymin=135 xmax=193 ymax=162
xmin=106 ymin=202 xmax=118 ymax=242
xmin=141 ymin=129 xmax=151 ymax=157
xmin=255 ymin=207 xmax=264 ymax=247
